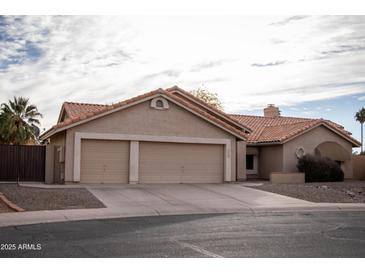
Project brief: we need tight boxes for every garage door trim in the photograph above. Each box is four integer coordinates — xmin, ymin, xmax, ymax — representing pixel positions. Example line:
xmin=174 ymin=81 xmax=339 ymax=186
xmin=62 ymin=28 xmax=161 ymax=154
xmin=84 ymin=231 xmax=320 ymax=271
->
xmin=73 ymin=132 xmax=232 ymax=182
xmin=139 ymin=142 xmax=224 ymax=183
xmin=80 ymin=139 xmax=129 ymax=184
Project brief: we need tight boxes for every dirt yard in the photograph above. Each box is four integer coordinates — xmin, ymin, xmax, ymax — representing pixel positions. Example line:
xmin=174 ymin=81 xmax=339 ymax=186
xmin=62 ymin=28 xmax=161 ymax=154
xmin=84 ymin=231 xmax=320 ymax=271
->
xmin=0 ymin=184 xmax=105 ymax=212
xmin=0 ymin=199 xmax=14 ymax=213
xmin=249 ymin=181 xmax=365 ymax=203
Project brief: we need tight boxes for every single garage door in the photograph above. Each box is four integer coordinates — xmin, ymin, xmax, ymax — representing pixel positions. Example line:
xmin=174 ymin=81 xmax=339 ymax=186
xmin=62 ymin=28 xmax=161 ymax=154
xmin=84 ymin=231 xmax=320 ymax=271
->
xmin=139 ymin=142 xmax=224 ymax=184
xmin=80 ymin=139 xmax=129 ymax=183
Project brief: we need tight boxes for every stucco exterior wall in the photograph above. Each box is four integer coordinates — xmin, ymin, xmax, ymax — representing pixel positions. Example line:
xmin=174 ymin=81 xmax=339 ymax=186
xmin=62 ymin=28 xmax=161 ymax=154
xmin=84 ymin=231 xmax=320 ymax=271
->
xmin=270 ymin=172 xmax=305 ymax=184
xmin=50 ymin=131 xmax=66 ymax=146
xmin=283 ymin=126 xmax=354 ymax=178
xmin=247 ymin=147 xmax=259 ymax=155
xmin=236 ymin=141 xmax=247 ymax=181
xmin=258 ymin=145 xmax=283 ymax=179
xmin=63 ymin=99 xmax=239 ymax=182
xmin=47 ymin=131 xmax=66 ymax=184
xmin=353 ymin=155 xmax=365 ymax=180
xmin=172 ymin=92 xmax=242 ymax=130
xmin=44 ymin=145 xmax=54 ymax=184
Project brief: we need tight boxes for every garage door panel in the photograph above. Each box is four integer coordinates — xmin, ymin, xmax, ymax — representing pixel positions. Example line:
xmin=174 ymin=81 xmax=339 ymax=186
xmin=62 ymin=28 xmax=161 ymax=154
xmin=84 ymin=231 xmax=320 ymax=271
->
xmin=80 ymin=140 xmax=129 ymax=183
xmin=140 ymin=142 xmax=224 ymax=183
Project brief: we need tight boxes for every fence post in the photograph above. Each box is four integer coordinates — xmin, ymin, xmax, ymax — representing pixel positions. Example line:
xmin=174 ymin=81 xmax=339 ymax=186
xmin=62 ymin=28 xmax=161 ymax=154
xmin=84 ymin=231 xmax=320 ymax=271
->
xmin=17 ymin=145 xmax=20 ymax=184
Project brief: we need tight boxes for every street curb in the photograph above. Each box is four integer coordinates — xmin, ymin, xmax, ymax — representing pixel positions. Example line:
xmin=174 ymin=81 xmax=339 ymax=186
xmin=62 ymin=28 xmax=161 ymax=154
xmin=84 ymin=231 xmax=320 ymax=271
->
xmin=19 ymin=183 xmax=84 ymax=189
xmin=0 ymin=192 xmax=25 ymax=212
xmin=0 ymin=204 xmax=365 ymax=228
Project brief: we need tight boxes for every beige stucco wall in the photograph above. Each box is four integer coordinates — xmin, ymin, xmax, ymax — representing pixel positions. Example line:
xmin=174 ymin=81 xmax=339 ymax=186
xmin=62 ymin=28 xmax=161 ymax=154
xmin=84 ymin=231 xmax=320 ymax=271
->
xmin=63 ymin=99 xmax=239 ymax=182
xmin=258 ymin=145 xmax=283 ymax=179
xmin=283 ymin=126 xmax=354 ymax=178
xmin=44 ymin=145 xmax=54 ymax=184
xmin=50 ymin=131 xmax=66 ymax=146
xmin=172 ymin=92 xmax=242 ymax=130
xmin=247 ymin=146 xmax=259 ymax=155
xmin=270 ymin=172 xmax=305 ymax=184
xmin=47 ymin=131 xmax=66 ymax=184
xmin=236 ymin=141 xmax=247 ymax=181
xmin=353 ymin=155 xmax=365 ymax=180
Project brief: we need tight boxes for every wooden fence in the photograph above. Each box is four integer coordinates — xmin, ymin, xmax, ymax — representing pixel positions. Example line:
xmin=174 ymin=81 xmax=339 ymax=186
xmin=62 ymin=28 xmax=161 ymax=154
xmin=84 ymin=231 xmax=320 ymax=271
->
xmin=0 ymin=144 xmax=45 ymax=182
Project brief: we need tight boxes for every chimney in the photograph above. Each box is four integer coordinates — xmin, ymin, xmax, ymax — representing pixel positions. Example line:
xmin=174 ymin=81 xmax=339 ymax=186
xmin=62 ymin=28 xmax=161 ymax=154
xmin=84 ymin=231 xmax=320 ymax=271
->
xmin=264 ymin=104 xmax=281 ymax=118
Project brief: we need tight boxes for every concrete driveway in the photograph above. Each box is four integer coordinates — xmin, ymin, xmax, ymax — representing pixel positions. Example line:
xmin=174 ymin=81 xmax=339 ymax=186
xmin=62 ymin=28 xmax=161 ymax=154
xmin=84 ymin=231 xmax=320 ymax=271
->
xmin=86 ymin=183 xmax=314 ymax=215
xmin=2 ymin=182 xmax=365 ymax=228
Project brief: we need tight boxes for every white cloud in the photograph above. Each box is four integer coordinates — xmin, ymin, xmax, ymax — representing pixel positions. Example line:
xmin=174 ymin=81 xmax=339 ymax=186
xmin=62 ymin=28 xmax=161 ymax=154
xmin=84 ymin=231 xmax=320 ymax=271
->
xmin=1 ymin=15 xmax=365 ymax=130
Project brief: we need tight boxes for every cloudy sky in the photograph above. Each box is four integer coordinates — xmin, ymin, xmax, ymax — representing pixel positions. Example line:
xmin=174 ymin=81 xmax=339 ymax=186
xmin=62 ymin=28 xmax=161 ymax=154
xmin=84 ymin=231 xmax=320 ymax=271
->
xmin=0 ymin=15 xmax=364 ymax=142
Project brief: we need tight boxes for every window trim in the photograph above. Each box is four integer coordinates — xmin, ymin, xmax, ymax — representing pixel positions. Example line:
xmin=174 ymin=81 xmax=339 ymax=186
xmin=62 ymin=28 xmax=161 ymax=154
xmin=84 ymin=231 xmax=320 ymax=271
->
xmin=150 ymin=97 xmax=169 ymax=110
xmin=246 ymin=154 xmax=258 ymax=175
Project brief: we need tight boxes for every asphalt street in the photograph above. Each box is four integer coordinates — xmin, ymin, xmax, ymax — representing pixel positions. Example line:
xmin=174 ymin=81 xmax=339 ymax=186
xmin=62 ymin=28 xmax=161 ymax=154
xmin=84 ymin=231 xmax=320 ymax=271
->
xmin=0 ymin=211 xmax=364 ymax=257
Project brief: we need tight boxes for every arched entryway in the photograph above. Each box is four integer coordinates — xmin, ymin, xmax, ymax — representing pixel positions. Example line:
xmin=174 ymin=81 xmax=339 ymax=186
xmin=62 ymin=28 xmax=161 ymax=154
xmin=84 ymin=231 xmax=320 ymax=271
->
xmin=314 ymin=141 xmax=351 ymax=168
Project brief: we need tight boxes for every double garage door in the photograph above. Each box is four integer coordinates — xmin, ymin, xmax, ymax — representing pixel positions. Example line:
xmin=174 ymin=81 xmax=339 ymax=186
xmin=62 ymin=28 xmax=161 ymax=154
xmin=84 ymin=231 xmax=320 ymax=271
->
xmin=80 ymin=140 xmax=224 ymax=184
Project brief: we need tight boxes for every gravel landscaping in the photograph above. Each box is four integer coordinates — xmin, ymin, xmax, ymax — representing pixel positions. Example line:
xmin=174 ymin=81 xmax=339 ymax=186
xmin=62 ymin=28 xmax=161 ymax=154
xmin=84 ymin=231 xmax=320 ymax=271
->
xmin=0 ymin=199 xmax=13 ymax=213
xmin=249 ymin=181 xmax=365 ymax=203
xmin=0 ymin=184 xmax=105 ymax=212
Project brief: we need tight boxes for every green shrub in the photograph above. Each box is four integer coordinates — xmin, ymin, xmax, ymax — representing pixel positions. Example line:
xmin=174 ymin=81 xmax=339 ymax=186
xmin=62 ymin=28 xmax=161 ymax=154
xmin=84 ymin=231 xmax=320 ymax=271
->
xmin=297 ymin=154 xmax=344 ymax=182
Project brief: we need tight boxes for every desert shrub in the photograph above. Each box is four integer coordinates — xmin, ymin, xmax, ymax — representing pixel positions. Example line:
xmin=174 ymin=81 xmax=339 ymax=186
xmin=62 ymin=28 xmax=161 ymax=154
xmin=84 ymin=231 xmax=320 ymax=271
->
xmin=297 ymin=154 xmax=344 ymax=182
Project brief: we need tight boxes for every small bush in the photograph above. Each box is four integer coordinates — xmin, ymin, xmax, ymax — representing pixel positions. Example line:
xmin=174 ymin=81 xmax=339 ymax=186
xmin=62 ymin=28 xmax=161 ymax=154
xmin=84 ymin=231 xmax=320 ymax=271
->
xmin=297 ymin=154 xmax=344 ymax=182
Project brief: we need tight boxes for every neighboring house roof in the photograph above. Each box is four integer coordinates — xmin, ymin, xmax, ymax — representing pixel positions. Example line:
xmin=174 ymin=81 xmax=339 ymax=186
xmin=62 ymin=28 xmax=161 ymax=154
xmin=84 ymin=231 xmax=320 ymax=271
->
xmin=230 ymin=114 xmax=361 ymax=147
xmin=41 ymin=88 xmax=248 ymax=140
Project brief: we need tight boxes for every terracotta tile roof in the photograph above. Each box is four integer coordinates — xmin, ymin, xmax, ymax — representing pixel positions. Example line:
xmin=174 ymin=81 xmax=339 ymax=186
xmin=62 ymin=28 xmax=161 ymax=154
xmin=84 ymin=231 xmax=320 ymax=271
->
xmin=165 ymin=86 xmax=252 ymax=132
xmin=43 ymin=86 xmax=359 ymax=146
xmin=63 ymin=102 xmax=108 ymax=121
xmin=257 ymin=120 xmax=321 ymax=143
xmin=230 ymin=114 xmax=360 ymax=146
xmin=165 ymin=92 xmax=248 ymax=139
xmin=45 ymin=88 xmax=248 ymax=140
xmin=54 ymin=88 xmax=165 ymax=129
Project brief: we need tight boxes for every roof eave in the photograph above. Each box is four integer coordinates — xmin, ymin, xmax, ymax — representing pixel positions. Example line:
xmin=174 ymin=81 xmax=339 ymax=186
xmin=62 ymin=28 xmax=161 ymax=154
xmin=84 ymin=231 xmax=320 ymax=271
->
xmin=41 ymin=90 xmax=247 ymax=142
xmin=39 ymin=127 xmax=57 ymax=140
xmin=166 ymin=86 xmax=252 ymax=133
xmin=56 ymin=104 xmax=67 ymax=124
xmin=281 ymin=122 xmax=361 ymax=147
xmin=247 ymin=140 xmax=282 ymax=146
xmin=161 ymin=93 xmax=246 ymax=141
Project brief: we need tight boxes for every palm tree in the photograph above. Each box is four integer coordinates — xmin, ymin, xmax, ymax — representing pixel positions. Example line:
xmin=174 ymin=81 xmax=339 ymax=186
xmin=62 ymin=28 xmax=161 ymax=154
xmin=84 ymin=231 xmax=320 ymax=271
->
xmin=355 ymin=107 xmax=365 ymax=153
xmin=0 ymin=97 xmax=43 ymax=145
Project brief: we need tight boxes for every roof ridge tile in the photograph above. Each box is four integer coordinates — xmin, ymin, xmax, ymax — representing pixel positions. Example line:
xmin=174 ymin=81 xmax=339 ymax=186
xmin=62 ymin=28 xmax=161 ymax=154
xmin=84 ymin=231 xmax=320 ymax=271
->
xmin=64 ymin=101 xmax=108 ymax=107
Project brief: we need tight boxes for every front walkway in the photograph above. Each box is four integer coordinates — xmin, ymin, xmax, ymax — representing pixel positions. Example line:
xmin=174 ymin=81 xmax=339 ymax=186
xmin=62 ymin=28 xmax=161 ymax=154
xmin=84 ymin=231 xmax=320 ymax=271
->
xmin=1 ymin=183 xmax=365 ymax=228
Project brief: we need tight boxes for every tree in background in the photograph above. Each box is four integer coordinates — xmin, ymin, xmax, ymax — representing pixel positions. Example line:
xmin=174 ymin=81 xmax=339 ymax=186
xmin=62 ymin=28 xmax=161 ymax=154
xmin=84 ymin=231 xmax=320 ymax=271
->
xmin=355 ymin=107 xmax=365 ymax=154
xmin=190 ymin=87 xmax=223 ymax=111
xmin=0 ymin=97 xmax=43 ymax=145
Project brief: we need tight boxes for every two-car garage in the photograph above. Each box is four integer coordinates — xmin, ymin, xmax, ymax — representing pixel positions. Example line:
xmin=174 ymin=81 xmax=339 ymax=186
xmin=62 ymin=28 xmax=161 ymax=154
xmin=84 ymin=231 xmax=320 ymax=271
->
xmin=80 ymin=139 xmax=224 ymax=184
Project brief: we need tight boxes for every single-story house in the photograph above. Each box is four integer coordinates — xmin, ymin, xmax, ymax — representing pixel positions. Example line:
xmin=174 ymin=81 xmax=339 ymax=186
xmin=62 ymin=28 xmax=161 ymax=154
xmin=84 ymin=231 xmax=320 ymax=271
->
xmin=40 ymin=86 xmax=361 ymax=184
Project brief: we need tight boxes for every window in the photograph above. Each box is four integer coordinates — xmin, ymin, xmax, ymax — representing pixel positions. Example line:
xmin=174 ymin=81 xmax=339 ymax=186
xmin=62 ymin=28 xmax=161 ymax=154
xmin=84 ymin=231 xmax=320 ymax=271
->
xmin=156 ymin=99 xmax=163 ymax=108
xmin=246 ymin=154 xmax=254 ymax=170
xmin=150 ymin=97 xmax=169 ymax=110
